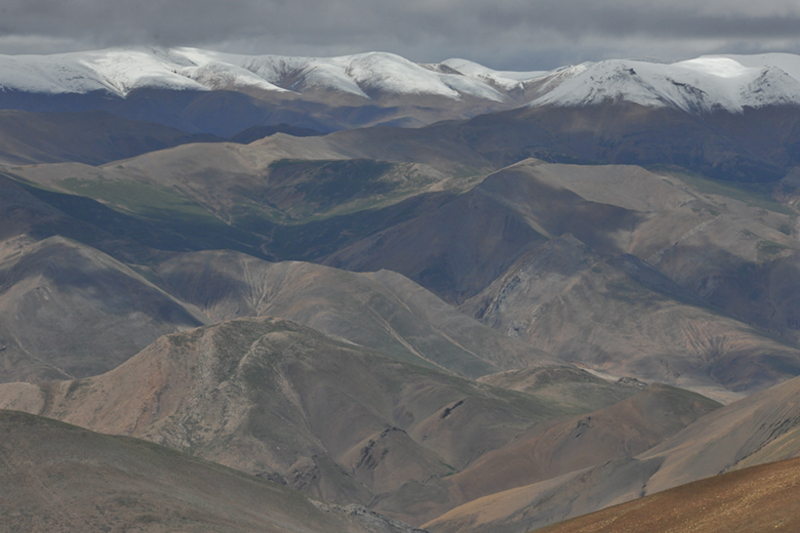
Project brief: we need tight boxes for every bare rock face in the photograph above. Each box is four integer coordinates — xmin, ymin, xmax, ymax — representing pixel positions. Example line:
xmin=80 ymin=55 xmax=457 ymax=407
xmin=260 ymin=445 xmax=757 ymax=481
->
xmin=344 ymin=505 xmax=429 ymax=533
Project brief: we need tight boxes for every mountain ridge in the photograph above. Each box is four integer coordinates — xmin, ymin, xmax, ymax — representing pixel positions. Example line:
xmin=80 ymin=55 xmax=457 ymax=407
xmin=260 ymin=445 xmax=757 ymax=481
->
xmin=0 ymin=409 xmax=425 ymax=533
xmin=4 ymin=48 xmax=800 ymax=115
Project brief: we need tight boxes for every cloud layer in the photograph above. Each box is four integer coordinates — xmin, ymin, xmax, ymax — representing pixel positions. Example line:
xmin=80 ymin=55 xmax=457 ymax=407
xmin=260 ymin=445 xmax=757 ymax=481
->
xmin=2 ymin=0 xmax=799 ymax=69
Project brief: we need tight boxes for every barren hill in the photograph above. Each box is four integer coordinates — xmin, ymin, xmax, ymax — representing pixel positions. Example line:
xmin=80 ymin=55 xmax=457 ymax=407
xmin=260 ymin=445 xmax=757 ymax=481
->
xmin=7 ymin=148 xmax=800 ymax=399
xmin=424 ymin=372 xmax=800 ymax=533
xmin=154 ymin=250 xmax=556 ymax=377
xmin=0 ymin=317 xmax=713 ymax=526
xmin=462 ymin=233 xmax=800 ymax=399
xmin=0 ymin=410 xmax=423 ymax=533
xmin=0 ymin=235 xmax=206 ymax=382
xmin=381 ymin=384 xmax=719 ymax=525
xmin=534 ymin=456 xmax=800 ymax=533
xmin=0 ymin=318 xmax=574 ymax=516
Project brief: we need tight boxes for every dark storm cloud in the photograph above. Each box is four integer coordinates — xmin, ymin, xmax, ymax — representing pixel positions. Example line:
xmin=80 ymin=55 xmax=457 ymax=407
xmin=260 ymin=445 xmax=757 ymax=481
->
xmin=1 ymin=0 xmax=799 ymax=69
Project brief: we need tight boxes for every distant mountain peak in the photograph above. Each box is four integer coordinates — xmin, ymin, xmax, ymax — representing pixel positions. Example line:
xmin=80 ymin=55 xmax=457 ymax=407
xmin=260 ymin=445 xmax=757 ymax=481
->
xmin=4 ymin=48 xmax=800 ymax=129
xmin=0 ymin=46 xmax=546 ymax=102
xmin=531 ymin=54 xmax=800 ymax=113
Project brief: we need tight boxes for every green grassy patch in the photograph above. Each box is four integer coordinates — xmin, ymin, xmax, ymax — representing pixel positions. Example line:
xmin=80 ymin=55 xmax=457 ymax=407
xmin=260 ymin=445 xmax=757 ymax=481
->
xmin=258 ymin=159 xmax=442 ymax=223
xmin=238 ymin=189 xmax=457 ymax=261
xmin=757 ymin=239 xmax=791 ymax=258
xmin=440 ymin=461 xmax=458 ymax=476
xmin=57 ymin=177 xmax=214 ymax=223
xmin=14 ymin=177 xmax=265 ymax=257
xmin=654 ymin=166 xmax=796 ymax=215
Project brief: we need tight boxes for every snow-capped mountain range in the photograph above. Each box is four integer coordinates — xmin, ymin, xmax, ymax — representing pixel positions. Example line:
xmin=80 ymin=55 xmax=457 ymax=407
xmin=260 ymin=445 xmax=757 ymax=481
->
xmin=0 ymin=47 xmax=546 ymax=103
xmin=2 ymin=47 xmax=800 ymax=115
xmin=534 ymin=55 xmax=800 ymax=113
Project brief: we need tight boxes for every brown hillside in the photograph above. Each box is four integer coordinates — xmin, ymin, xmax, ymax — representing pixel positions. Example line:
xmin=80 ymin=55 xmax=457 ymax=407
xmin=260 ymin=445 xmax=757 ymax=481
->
xmin=0 ymin=317 xmax=592 ymax=524
xmin=375 ymin=383 xmax=718 ymax=526
xmin=535 ymin=457 xmax=800 ymax=533
xmin=463 ymin=233 xmax=800 ymax=399
xmin=0 ymin=410 xmax=422 ymax=533
xmin=425 ymin=373 xmax=800 ymax=533
xmin=441 ymin=384 xmax=719 ymax=507
xmin=0 ymin=235 xmax=207 ymax=382
xmin=155 ymin=250 xmax=556 ymax=377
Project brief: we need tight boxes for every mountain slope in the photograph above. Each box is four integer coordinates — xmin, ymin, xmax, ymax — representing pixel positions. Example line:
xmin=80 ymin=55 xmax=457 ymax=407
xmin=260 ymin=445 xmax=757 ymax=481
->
xmin=0 ymin=317 xmax=589 ymax=521
xmin=12 ymin=147 xmax=800 ymax=395
xmin=0 ymin=109 xmax=219 ymax=165
xmin=380 ymin=383 xmax=718 ymax=525
xmin=315 ymin=159 xmax=800 ymax=386
xmin=462 ymin=233 xmax=800 ymax=399
xmin=0 ymin=47 xmax=541 ymax=102
xmin=5 ymin=49 xmax=800 ymax=116
xmin=535 ymin=457 xmax=800 ymax=533
xmin=153 ymin=250 xmax=556 ymax=378
xmin=292 ymin=96 xmax=800 ymax=182
xmin=4 ymin=140 xmax=457 ymax=240
xmin=0 ymin=410 xmax=422 ymax=533
xmin=639 ymin=371 xmax=800 ymax=494
xmin=6 ymin=49 xmax=800 ymax=142
xmin=424 ymin=372 xmax=800 ymax=533
xmin=438 ymin=384 xmax=719 ymax=508
xmin=0 ymin=317 xmax=721 ymax=528
xmin=8 ymin=148 xmax=800 ymax=397
xmin=0 ymin=235 xmax=207 ymax=382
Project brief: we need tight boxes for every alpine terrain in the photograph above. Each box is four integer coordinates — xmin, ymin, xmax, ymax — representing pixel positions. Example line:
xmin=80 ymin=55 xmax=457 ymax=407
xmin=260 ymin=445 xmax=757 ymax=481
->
xmin=2 ymin=48 xmax=800 ymax=532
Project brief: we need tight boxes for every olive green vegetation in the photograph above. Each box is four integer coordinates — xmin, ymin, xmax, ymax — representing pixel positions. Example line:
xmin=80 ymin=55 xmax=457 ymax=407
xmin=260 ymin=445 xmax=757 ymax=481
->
xmin=652 ymin=383 xmax=723 ymax=413
xmin=756 ymin=239 xmax=791 ymax=258
xmin=236 ymin=189 xmax=455 ymax=261
xmin=249 ymin=158 xmax=442 ymax=223
xmin=7 ymin=159 xmax=461 ymax=264
xmin=58 ymin=177 xmax=213 ymax=222
xmin=15 ymin=178 xmax=266 ymax=257
xmin=17 ymin=171 xmax=439 ymax=263
xmin=654 ymin=165 xmax=797 ymax=215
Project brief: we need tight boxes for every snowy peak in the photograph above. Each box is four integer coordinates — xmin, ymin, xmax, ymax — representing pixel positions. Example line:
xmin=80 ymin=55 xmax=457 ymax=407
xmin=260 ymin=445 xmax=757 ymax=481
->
xmin=436 ymin=58 xmax=550 ymax=91
xmin=3 ymin=48 xmax=800 ymax=115
xmin=0 ymin=48 xmax=208 ymax=96
xmin=0 ymin=47 xmax=546 ymax=102
xmin=531 ymin=54 xmax=800 ymax=113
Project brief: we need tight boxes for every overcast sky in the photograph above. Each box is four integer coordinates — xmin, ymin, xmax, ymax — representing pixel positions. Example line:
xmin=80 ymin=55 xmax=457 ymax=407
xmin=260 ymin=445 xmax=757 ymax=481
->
xmin=1 ymin=0 xmax=799 ymax=69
